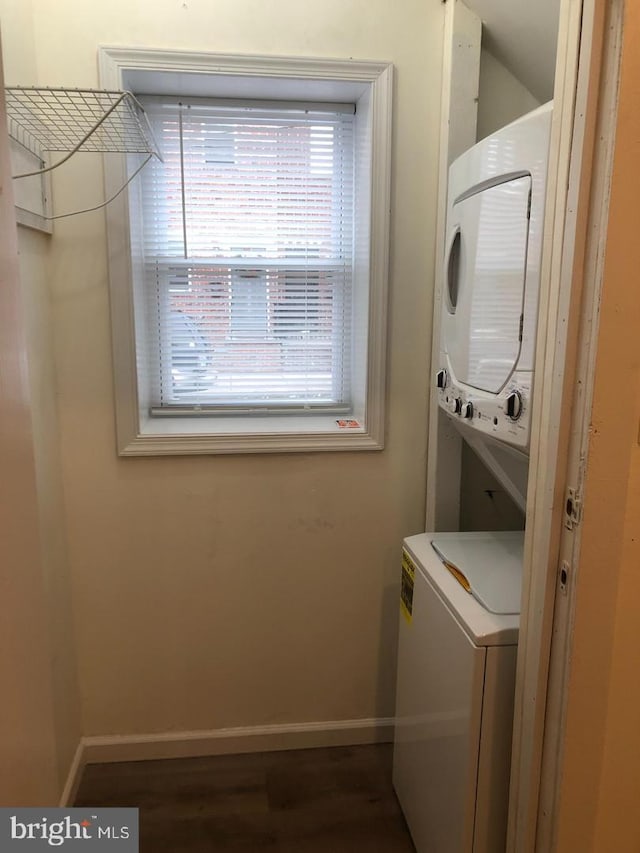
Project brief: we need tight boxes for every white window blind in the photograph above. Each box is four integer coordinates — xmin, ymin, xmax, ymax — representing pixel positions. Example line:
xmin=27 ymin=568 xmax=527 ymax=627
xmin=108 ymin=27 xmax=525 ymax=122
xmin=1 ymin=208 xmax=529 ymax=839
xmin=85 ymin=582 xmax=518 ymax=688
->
xmin=134 ymin=98 xmax=356 ymax=413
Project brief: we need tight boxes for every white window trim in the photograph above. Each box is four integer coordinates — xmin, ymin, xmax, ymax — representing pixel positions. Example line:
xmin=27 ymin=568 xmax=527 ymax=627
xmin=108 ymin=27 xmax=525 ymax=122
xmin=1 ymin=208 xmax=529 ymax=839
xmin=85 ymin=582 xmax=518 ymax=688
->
xmin=99 ymin=47 xmax=392 ymax=456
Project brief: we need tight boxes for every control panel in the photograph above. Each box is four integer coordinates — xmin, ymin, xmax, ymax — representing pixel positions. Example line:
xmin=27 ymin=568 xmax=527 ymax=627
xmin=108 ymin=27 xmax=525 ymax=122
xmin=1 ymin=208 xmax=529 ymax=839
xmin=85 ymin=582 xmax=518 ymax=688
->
xmin=435 ymin=362 xmax=532 ymax=451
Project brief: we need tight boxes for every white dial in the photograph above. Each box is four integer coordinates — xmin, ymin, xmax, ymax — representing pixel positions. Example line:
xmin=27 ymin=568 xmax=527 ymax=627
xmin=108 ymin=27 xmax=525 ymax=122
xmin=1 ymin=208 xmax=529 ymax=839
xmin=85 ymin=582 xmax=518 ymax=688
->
xmin=506 ymin=391 xmax=523 ymax=421
xmin=436 ymin=369 xmax=448 ymax=389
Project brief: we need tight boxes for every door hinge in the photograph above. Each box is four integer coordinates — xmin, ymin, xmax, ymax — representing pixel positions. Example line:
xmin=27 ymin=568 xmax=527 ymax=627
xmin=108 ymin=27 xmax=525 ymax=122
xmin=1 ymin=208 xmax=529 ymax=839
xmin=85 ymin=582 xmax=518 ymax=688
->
xmin=565 ymin=487 xmax=582 ymax=529
xmin=527 ymin=190 xmax=532 ymax=220
xmin=518 ymin=314 xmax=524 ymax=341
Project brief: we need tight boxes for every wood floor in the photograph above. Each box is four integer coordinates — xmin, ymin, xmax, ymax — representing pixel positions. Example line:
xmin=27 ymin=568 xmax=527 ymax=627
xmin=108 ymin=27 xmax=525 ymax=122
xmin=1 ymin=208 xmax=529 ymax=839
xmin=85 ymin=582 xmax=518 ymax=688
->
xmin=74 ymin=743 xmax=416 ymax=852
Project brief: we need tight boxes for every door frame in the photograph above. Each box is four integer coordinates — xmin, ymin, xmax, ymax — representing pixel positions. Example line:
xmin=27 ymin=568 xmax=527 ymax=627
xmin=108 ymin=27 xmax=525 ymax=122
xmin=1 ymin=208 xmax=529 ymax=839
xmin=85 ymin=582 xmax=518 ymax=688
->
xmin=426 ymin=1 xmax=625 ymax=850
xmin=523 ymin=0 xmax=625 ymax=848
xmin=501 ymin=0 xmax=624 ymax=847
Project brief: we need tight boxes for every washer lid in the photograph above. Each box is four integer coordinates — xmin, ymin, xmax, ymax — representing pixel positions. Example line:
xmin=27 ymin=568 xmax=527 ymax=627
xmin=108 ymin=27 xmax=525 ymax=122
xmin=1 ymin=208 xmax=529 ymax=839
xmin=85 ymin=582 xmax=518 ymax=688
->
xmin=430 ymin=531 xmax=524 ymax=615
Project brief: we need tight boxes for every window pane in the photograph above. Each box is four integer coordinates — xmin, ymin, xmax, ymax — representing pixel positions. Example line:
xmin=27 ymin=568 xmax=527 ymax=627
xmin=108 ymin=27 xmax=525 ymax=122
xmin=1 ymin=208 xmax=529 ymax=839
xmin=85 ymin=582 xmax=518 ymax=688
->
xmin=154 ymin=264 xmax=351 ymax=406
xmin=230 ymin=272 xmax=268 ymax=340
xmin=137 ymin=99 xmax=355 ymax=410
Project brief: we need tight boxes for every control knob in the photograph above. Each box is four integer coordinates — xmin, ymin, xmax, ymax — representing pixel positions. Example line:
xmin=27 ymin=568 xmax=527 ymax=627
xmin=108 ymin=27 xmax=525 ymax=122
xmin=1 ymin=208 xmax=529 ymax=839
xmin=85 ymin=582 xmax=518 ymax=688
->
xmin=436 ymin=369 xmax=448 ymax=389
xmin=460 ymin=401 xmax=474 ymax=419
xmin=506 ymin=390 xmax=523 ymax=421
xmin=449 ymin=397 xmax=462 ymax=415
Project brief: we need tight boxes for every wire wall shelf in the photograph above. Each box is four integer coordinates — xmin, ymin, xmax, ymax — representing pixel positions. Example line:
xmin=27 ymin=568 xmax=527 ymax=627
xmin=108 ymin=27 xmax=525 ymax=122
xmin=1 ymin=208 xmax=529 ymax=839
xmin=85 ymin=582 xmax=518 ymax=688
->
xmin=5 ymin=87 xmax=162 ymax=220
xmin=5 ymin=87 xmax=161 ymax=160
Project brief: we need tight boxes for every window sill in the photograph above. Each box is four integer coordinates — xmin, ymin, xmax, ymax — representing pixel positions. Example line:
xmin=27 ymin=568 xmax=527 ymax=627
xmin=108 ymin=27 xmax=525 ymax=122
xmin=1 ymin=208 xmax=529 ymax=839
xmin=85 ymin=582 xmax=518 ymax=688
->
xmin=118 ymin=413 xmax=384 ymax=455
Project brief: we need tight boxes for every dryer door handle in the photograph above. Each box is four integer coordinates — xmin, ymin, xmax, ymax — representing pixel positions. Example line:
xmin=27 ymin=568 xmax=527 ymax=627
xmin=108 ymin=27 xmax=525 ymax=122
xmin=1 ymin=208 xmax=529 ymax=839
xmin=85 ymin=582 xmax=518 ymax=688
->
xmin=445 ymin=226 xmax=462 ymax=314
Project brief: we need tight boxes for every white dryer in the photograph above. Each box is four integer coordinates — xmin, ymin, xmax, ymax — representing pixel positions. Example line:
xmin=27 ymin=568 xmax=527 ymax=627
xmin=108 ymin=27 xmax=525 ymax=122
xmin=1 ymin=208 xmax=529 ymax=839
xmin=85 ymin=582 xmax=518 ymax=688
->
xmin=393 ymin=531 xmax=523 ymax=853
xmin=436 ymin=104 xmax=553 ymax=508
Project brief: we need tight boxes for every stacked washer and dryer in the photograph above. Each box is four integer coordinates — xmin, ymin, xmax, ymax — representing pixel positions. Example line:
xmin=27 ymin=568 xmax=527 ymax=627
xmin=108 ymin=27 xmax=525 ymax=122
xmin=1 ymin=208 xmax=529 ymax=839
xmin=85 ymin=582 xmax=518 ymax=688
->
xmin=393 ymin=103 xmax=553 ymax=853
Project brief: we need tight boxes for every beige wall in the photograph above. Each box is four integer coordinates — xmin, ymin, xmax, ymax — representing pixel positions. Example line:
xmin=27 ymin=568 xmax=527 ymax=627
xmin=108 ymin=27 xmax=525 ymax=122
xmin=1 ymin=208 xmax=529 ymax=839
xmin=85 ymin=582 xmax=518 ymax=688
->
xmin=5 ymin=0 xmax=443 ymax=738
xmin=554 ymin=3 xmax=640 ymax=849
xmin=0 ymin=0 xmax=37 ymax=86
xmin=0 ymin=2 xmax=81 ymax=798
xmin=0 ymin=44 xmax=60 ymax=805
xmin=18 ymin=226 xmax=81 ymax=790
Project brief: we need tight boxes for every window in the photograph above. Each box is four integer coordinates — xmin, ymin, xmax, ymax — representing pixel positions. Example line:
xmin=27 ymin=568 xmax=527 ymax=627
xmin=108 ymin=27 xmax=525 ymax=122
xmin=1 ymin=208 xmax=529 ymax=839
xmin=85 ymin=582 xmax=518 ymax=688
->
xmin=100 ymin=49 xmax=392 ymax=454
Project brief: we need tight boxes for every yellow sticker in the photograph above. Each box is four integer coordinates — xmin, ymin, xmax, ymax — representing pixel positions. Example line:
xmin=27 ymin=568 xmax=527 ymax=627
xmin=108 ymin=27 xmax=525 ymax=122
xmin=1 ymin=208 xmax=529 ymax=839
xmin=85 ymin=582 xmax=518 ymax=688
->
xmin=400 ymin=549 xmax=416 ymax=625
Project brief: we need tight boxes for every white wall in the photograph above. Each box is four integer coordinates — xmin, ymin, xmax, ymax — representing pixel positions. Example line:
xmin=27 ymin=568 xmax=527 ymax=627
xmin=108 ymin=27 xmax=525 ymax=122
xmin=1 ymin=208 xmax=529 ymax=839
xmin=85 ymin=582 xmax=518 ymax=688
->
xmin=459 ymin=444 xmax=525 ymax=531
xmin=476 ymin=47 xmax=540 ymax=141
xmin=5 ymin=0 xmax=444 ymax=739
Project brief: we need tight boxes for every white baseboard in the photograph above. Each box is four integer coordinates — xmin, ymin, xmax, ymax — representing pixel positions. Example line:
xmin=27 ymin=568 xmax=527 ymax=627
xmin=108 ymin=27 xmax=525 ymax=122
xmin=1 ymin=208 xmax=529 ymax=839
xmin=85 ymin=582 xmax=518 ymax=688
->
xmin=82 ymin=717 xmax=395 ymax=765
xmin=59 ymin=741 xmax=85 ymax=806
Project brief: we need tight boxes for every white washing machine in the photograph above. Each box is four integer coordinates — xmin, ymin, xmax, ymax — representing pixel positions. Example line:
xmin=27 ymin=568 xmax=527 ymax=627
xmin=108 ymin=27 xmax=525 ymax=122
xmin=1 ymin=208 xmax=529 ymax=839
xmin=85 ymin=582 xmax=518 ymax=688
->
xmin=436 ymin=103 xmax=553 ymax=511
xmin=392 ymin=531 xmax=523 ymax=853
